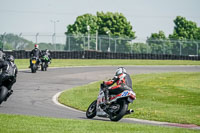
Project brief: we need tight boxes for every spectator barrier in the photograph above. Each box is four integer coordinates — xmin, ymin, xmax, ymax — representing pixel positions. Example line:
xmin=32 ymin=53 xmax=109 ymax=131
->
xmin=4 ymin=50 xmax=200 ymax=60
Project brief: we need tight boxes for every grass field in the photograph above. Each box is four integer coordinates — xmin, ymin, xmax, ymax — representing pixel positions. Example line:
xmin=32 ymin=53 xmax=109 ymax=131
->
xmin=3 ymin=59 xmax=199 ymax=132
xmin=59 ymin=72 xmax=200 ymax=125
xmin=0 ymin=114 xmax=198 ymax=133
xmin=15 ymin=59 xmax=200 ymax=69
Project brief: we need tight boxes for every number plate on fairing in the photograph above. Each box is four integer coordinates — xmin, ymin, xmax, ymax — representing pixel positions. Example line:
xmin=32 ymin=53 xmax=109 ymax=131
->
xmin=122 ymin=91 xmax=129 ymax=97
xmin=32 ymin=60 xmax=36 ymax=64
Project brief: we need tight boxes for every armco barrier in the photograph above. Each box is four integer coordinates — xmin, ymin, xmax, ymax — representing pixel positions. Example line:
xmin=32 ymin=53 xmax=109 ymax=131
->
xmin=3 ymin=50 xmax=200 ymax=60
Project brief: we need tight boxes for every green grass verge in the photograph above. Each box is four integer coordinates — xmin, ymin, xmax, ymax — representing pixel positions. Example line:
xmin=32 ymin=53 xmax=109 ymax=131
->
xmin=15 ymin=59 xmax=200 ymax=69
xmin=59 ymin=72 xmax=200 ymax=125
xmin=0 ymin=114 xmax=198 ymax=133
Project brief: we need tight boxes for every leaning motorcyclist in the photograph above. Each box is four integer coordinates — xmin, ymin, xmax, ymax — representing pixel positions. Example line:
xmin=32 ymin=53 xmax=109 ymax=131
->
xmin=103 ymin=67 xmax=134 ymax=104
xmin=29 ymin=44 xmax=41 ymax=67
xmin=0 ymin=55 xmax=18 ymax=100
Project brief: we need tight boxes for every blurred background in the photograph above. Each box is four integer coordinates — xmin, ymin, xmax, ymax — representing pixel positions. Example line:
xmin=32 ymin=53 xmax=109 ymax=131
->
xmin=0 ymin=0 xmax=200 ymax=56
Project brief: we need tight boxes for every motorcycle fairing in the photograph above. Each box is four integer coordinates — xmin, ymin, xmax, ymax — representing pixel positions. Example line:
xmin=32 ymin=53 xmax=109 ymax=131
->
xmin=109 ymin=90 xmax=136 ymax=103
xmin=96 ymin=89 xmax=136 ymax=117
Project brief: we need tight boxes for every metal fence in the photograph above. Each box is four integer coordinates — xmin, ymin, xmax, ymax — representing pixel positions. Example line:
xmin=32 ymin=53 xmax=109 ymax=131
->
xmin=4 ymin=50 xmax=200 ymax=60
xmin=66 ymin=34 xmax=200 ymax=56
xmin=1 ymin=33 xmax=200 ymax=56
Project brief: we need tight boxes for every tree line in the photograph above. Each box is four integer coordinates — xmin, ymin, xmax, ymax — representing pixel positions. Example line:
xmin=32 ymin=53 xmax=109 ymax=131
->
xmin=65 ymin=12 xmax=200 ymax=55
xmin=1 ymin=12 xmax=200 ymax=55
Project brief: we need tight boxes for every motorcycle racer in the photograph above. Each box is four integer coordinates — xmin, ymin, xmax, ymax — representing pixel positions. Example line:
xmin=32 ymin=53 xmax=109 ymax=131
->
xmin=30 ymin=44 xmax=41 ymax=58
xmin=41 ymin=49 xmax=51 ymax=64
xmin=86 ymin=67 xmax=136 ymax=121
xmin=0 ymin=55 xmax=18 ymax=102
xmin=29 ymin=44 xmax=41 ymax=68
xmin=103 ymin=67 xmax=135 ymax=104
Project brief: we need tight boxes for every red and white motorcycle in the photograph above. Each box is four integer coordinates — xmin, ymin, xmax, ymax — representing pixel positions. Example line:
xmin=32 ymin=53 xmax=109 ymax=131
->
xmin=86 ymin=84 xmax=136 ymax=121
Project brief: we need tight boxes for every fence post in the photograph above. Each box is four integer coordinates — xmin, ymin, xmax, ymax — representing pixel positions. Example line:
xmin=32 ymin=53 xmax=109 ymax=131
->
xmin=83 ymin=36 xmax=86 ymax=51
xmin=96 ymin=30 xmax=98 ymax=51
xmin=35 ymin=33 xmax=39 ymax=44
xmin=68 ymin=36 xmax=71 ymax=51
xmin=115 ymin=39 xmax=117 ymax=53
xmin=163 ymin=42 xmax=165 ymax=54
xmin=2 ymin=32 xmax=6 ymax=50
xmin=87 ymin=25 xmax=90 ymax=50
xmin=99 ymin=37 xmax=101 ymax=51
xmin=131 ymin=40 xmax=133 ymax=54
xmin=52 ymin=33 xmax=56 ymax=50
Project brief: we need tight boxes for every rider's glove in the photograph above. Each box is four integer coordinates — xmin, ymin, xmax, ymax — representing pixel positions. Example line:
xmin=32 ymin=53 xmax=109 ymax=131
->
xmin=101 ymin=83 xmax=105 ymax=88
xmin=108 ymin=87 xmax=112 ymax=90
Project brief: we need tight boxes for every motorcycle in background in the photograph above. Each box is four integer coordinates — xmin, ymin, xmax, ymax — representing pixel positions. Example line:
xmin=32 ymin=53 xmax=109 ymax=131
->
xmin=86 ymin=84 xmax=136 ymax=121
xmin=30 ymin=56 xmax=39 ymax=73
xmin=41 ymin=55 xmax=49 ymax=71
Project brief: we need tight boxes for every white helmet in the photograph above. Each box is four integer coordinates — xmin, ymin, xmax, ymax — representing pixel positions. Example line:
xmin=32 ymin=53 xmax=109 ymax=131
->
xmin=115 ymin=67 xmax=126 ymax=75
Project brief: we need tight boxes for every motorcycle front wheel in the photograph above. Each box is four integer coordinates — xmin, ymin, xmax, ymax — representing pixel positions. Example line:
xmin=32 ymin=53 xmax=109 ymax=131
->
xmin=44 ymin=62 xmax=48 ymax=71
xmin=86 ymin=100 xmax=97 ymax=119
xmin=109 ymin=100 xmax=128 ymax=121
xmin=41 ymin=63 xmax=44 ymax=71
xmin=0 ymin=86 xmax=8 ymax=104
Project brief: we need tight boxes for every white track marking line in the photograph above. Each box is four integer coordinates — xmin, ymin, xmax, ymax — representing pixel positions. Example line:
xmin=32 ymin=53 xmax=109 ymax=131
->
xmin=52 ymin=91 xmax=85 ymax=114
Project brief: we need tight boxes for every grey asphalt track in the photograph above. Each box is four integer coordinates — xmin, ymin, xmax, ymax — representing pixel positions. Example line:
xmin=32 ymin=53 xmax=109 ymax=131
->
xmin=0 ymin=66 xmax=200 ymax=129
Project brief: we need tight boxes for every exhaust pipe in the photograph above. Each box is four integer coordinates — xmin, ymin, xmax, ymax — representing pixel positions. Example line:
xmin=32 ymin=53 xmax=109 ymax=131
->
xmin=125 ymin=109 xmax=134 ymax=115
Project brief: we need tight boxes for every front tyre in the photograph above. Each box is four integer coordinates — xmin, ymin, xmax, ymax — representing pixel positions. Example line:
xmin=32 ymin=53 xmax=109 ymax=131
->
xmin=41 ymin=63 xmax=44 ymax=71
xmin=0 ymin=86 xmax=8 ymax=104
xmin=44 ymin=62 xmax=48 ymax=71
xmin=109 ymin=100 xmax=128 ymax=121
xmin=86 ymin=100 xmax=97 ymax=119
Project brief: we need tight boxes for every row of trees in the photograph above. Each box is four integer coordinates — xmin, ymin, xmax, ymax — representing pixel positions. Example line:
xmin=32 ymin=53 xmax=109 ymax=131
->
xmin=65 ymin=12 xmax=136 ymax=52
xmin=146 ymin=16 xmax=200 ymax=55
xmin=0 ymin=34 xmax=65 ymax=51
xmin=65 ymin=12 xmax=200 ymax=55
xmin=1 ymin=12 xmax=199 ymax=55
xmin=0 ymin=34 xmax=33 ymax=50
xmin=66 ymin=12 xmax=136 ymax=39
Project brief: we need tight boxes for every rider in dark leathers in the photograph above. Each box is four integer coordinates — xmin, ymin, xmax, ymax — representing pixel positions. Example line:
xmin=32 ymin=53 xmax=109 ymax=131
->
xmin=30 ymin=44 xmax=41 ymax=58
xmin=103 ymin=67 xmax=134 ymax=104
xmin=41 ymin=49 xmax=52 ymax=68
xmin=0 ymin=55 xmax=18 ymax=99
xmin=30 ymin=44 xmax=41 ymax=67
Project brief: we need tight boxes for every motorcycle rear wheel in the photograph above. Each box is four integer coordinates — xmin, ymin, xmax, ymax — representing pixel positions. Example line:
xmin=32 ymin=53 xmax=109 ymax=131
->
xmin=0 ymin=86 xmax=8 ymax=104
xmin=86 ymin=100 xmax=97 ymax=119
xmin=109 ymin=100 xmax=128 ymax=121
xmin=31 ymin=65 xmax=36 ymax=73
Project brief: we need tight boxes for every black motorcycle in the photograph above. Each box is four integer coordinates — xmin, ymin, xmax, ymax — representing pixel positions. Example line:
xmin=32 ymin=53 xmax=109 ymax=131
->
xmin=0 ymin=76 xmax=15 ymax=104
xmin=30 ymin=57 xmax=39 ymax=73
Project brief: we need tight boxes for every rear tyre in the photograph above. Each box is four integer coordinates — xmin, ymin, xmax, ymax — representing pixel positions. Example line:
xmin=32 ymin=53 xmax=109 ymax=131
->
xmin=31 ymin=65 xmax=36 ymax=73
xmin=0 ymin=86 xmax=8 ymax=104
xmin=86 ymin=100 xmax=97 ymax=119
xmin=109 ymin=100 xmax=128 ymax=121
